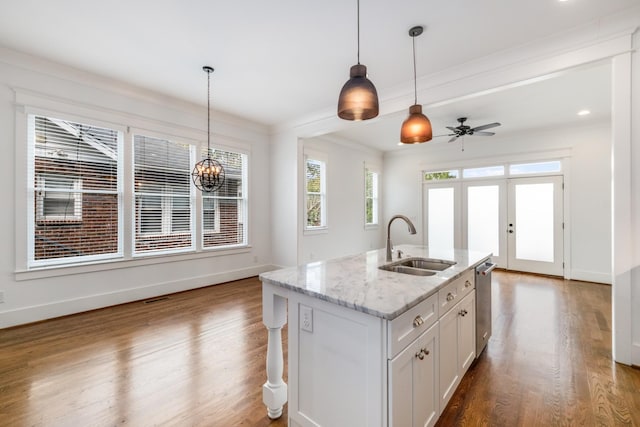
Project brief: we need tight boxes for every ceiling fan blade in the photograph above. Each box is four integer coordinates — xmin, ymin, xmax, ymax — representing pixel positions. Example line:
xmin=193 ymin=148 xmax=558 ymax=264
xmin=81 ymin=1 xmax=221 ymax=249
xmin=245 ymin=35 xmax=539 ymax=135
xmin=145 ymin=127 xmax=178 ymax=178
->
xmin=433 ymin=133 xmax=457 ymax=138
xmin=472 ymin=131 xmax=495 ymax=136
xmin=446 ymin=126 xmax=458 ymax=132
xmin=471 ymin=122 xmax=501 ymax=132
xmin=447 ymin=136 xmax=459 ymax=143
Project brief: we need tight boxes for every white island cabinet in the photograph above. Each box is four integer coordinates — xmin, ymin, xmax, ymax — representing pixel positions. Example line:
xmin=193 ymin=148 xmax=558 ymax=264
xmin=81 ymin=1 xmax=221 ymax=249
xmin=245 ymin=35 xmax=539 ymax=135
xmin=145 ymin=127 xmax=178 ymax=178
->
xmin=260 ymin=245 xmax=490 ymax=427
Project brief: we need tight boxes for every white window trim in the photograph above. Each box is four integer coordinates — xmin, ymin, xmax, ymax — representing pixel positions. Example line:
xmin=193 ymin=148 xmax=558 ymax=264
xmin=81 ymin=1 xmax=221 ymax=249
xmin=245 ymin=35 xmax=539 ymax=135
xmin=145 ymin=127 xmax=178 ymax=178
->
xmin=304 ymin=150 xmax=328 ymax=233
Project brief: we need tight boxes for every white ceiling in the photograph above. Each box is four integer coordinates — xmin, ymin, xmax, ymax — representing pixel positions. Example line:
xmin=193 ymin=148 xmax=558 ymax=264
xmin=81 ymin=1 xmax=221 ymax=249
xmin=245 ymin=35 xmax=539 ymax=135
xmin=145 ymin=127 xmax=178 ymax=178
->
xmin=332 ymin=61 xmax=612 ymax=151
xmin=0 ymin=0 xmax=634 ymax=138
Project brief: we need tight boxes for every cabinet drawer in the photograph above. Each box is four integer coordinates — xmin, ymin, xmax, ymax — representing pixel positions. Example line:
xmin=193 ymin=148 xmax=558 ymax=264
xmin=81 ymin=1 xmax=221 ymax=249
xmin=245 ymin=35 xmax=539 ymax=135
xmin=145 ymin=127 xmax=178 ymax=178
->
xmin=388 ymin=292 xmax=438 ymax=359
xmin=438 ymin=270 xmax=474 ymax=315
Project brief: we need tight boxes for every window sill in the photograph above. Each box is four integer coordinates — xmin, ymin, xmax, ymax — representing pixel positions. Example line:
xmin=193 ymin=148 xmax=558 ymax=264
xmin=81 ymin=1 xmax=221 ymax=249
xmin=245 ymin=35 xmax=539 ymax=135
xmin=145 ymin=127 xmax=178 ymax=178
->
xmin=15 ymin=245 xmax=252 ymax=281
xmin=304 ymin=226 xmax=328 ymax=236
xmin=365 ymin=224 xmax=379 ymax=230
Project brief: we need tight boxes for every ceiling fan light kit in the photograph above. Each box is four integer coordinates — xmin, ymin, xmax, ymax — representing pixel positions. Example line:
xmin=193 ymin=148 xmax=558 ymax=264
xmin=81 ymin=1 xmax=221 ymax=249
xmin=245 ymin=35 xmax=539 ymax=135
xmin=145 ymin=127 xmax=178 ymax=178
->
xmin=400 ymin=25 xmax=432 ymax=144
xmin=337 ymin=0 xmax=379 ymax=121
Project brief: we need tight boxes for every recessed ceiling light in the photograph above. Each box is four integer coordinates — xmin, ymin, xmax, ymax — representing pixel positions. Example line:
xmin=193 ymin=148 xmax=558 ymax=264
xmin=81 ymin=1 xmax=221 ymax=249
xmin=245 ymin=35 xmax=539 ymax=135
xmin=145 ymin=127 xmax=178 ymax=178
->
xmin=558 ymin=0 xmax=569 ymax=2
xmin=577 ymin=110 xmax=591 ymax=116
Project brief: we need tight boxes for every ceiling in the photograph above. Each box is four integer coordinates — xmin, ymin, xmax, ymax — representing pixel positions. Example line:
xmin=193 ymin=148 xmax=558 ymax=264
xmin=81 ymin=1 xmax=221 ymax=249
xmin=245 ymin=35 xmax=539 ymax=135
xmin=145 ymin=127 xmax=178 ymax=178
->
xmin=0 ymin=0 xmax=635 ymax=141
xmin=332 ymin=61 xmax=612 ymax=151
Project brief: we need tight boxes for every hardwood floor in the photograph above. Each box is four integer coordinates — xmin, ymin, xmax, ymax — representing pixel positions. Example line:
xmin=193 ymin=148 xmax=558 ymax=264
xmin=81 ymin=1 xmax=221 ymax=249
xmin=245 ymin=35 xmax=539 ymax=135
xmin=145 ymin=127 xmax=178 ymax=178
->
xmin=437 ymin=271 xmax=640 ymax=427
xmin=0 ymin=277 xmax=288 ymax=427
xmin=0 ymin=272 xmax=638 ymax=426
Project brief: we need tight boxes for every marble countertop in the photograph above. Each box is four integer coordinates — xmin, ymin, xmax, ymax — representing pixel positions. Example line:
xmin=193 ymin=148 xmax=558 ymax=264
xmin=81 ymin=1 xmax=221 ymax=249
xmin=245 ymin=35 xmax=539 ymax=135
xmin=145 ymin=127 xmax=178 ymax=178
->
xmin=259 ymin=245 xmax=491 ymax=320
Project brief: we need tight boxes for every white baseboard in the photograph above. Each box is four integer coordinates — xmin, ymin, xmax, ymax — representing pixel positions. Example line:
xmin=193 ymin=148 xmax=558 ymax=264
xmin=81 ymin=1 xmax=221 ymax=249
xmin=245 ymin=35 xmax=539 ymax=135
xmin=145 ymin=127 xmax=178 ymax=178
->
xmin=569 ymin=269 xmax=612 ymax=284
xmin=0 ymin=264 xmax=276 ymax=329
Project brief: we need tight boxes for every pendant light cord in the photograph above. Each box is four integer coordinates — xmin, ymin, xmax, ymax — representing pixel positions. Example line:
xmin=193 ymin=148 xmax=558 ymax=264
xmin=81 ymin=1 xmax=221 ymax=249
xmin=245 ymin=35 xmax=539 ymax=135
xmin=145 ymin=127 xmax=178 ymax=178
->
xmin=207 ymin=70 xmax=211 ymax=157
xmin=412 ymin=34 xmax=417 ymax=105
xmin=356 ymin=0 xmax=360 ymax=64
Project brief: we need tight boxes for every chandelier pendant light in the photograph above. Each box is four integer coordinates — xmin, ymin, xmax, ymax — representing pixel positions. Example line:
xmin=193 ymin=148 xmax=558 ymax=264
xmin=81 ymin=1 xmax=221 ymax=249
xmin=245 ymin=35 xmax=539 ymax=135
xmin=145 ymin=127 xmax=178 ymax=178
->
xmin=400 ymin=26 xmax=432 ymax=144
xmin=337 ymin=0 xmax=379 ymax=121
xmin=192 ymin=66 xmax=225 ymax=193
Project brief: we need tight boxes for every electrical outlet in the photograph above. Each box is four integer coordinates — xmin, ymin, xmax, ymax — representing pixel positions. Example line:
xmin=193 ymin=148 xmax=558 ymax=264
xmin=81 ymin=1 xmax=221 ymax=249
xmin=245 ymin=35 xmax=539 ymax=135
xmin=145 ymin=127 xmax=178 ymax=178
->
xmin=300 ymin=305 xmax=313 ymax=333
xmin=0 ymin=291 xmax=4 ymax=303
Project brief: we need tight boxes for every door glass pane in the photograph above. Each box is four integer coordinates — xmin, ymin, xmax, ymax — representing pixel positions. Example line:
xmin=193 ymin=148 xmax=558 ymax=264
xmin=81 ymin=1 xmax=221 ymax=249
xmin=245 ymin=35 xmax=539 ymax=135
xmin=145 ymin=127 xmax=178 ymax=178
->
xmin=428 ymin=188 xmax=454 ymax=249
xmin=515 ymin=183 xmax=554 ymax=262
xmin=467 ymin=186 xmax=499 ymax=256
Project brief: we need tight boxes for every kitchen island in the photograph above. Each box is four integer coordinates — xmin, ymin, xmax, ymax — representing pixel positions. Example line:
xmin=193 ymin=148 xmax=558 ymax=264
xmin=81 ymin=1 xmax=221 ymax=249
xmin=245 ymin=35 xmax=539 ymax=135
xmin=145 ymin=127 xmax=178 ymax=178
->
xmin=260 ymin=245 xmax=491 ymax=427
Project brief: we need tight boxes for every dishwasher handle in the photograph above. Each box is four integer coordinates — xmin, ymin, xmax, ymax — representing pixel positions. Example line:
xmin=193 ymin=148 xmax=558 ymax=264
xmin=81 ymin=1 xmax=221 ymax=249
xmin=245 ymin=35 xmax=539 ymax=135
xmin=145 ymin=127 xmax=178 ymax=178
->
xmin=477 ymin=262 xmax=497 ymax=276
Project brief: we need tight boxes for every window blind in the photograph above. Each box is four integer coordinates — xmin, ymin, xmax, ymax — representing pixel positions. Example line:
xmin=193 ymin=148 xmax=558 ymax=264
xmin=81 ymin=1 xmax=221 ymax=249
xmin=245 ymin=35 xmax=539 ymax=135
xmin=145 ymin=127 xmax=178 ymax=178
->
xmin=202 ymin=148 xmax=247 ymax=248
xmin=30 ymin=115 xmax=121 ymax=265
xmin=133 ymin=135 xmax=194 ymax=254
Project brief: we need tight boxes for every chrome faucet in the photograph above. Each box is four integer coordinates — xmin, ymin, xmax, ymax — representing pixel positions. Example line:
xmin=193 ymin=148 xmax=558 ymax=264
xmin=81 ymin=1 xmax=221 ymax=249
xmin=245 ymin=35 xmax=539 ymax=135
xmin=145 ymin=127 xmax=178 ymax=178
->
xmin=386 ymin=215 xmax=417 ymax=261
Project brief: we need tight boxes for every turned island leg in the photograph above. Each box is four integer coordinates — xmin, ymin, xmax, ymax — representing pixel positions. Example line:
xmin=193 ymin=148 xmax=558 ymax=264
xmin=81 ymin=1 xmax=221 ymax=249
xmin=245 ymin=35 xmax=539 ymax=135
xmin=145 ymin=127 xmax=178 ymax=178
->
xmin=262 ymin=285 xmax=288 ymax=419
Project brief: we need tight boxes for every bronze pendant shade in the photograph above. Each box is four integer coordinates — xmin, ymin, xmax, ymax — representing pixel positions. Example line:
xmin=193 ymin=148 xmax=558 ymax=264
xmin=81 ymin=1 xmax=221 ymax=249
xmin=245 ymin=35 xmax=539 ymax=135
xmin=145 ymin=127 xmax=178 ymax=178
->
xmin=337 ymin=0 xmax=379 ymax=121
xmin=192 ymin=66 xmax=225 ymax=193
xmin=401 ymin=104 xmax=432 ymax=144
xmin=400 ymin=26 xmax=432 ymax=144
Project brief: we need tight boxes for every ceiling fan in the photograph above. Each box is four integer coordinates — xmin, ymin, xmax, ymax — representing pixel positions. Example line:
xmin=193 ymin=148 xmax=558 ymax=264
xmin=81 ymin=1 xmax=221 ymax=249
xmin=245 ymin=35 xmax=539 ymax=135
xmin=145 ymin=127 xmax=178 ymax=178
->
xmin=436 ymin=117 xmax=501 ymax=143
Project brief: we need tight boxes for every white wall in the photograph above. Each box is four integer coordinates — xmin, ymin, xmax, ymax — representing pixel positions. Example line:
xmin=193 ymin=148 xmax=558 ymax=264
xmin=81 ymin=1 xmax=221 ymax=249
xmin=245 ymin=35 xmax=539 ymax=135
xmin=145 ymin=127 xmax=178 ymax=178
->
xmin=0 ymin=48 xmax=272 ymax=328
xmin=299 ymin=136 xmax=384 ymax=263
xmin=269 ymin=128 xmax=300 ymax=268
xmin=382 ymin=122 xmax=612 ymax=284
xmin=630 ymin=30 xmax=640 ymax=366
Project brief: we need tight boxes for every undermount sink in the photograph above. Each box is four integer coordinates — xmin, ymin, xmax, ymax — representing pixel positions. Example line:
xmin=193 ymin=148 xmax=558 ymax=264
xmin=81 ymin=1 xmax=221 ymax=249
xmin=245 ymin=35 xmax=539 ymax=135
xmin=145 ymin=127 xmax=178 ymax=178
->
xmin=380 ymin=265 xmax=437 ymax=276
xmin=379 ymin=257 xmax=456 ymax=276
xmin=397 ymin=258 xmax=456 ymax=271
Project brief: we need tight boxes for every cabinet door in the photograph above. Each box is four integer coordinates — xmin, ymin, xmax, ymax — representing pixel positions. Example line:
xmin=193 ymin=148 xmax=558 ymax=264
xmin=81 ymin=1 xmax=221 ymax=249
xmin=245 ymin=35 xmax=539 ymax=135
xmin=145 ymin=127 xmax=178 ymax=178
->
xmin=389 ymin=323 xmax=439 ymax=427
xmin=458 ymin=291 xmax=476 ymax=375
xmin=438 ymin=304 xmax=460 ymax=411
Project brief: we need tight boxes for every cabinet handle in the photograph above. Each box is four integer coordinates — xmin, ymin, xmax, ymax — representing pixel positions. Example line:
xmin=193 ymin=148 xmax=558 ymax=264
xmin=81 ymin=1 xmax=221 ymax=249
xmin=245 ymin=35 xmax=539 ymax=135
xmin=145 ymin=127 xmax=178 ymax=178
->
xmin=414 ymin=348 xmax=429 ymax=360
xmin=459 ymin=309 xmax=468 ymax=317
xmin=465 ymin=280 xmax=472 ymax=288
xmin=446 ymin=293 xmax=455 ymax=302
xmin=413 ymin=315 xmax=424 ymax=327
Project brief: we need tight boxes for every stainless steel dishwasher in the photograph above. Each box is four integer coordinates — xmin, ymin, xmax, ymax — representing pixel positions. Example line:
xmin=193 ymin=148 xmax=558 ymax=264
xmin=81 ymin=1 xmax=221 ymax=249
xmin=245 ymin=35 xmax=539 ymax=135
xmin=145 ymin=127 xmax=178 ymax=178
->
xmin=475 ymin=261 xmax=497 ymax=357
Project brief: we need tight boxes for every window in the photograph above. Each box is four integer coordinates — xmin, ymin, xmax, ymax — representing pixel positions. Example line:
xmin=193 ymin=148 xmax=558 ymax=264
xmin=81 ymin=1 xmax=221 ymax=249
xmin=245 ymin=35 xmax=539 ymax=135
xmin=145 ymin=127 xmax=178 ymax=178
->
xmin=462 ymin=165 xmax=505 ymax=179
xmin=24 ymin=112 xmax=250 ymax=270
xmin=424 ymin=169 xmax=459 ymax=181
xmin=509 ymin=160 xmax=561 ymax=175
xmin=133 ymin=135 xmax=194 ymax=254
xmin=36 ymin=175 xmax=83 ymax=221
xmin=29 ymin=115 xmax=121 ymax=266
xmin=305 ymin=156 xmax=326 ymax=229
xmin=365 ymin=167 xmax=379 ymax=226
xmin=202 ymin=149 xmax=247 ymax=248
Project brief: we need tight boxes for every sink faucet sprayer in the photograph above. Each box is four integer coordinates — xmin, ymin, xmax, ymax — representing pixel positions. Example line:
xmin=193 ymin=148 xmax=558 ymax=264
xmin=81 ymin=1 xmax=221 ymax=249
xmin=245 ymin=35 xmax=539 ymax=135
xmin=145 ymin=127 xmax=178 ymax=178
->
xmin=386 ymin=215 xmax=417 ymax=262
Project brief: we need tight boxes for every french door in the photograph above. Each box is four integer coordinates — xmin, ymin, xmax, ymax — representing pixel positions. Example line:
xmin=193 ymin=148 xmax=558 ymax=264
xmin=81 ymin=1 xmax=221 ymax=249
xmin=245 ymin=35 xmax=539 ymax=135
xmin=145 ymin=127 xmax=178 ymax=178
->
xmin=423 ymin=176 xmax=564 ymax=276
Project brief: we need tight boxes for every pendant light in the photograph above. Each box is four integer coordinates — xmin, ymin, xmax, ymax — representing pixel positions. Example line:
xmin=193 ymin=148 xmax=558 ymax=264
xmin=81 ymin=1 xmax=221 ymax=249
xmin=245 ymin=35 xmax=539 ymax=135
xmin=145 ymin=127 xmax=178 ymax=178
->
xmin=400 ymin=26 xmax=432 ymax=144
xmin=337 ymin=0 xmax=379 ymax=121
xmin=192 ymin=66 xmax=225 ymax=193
